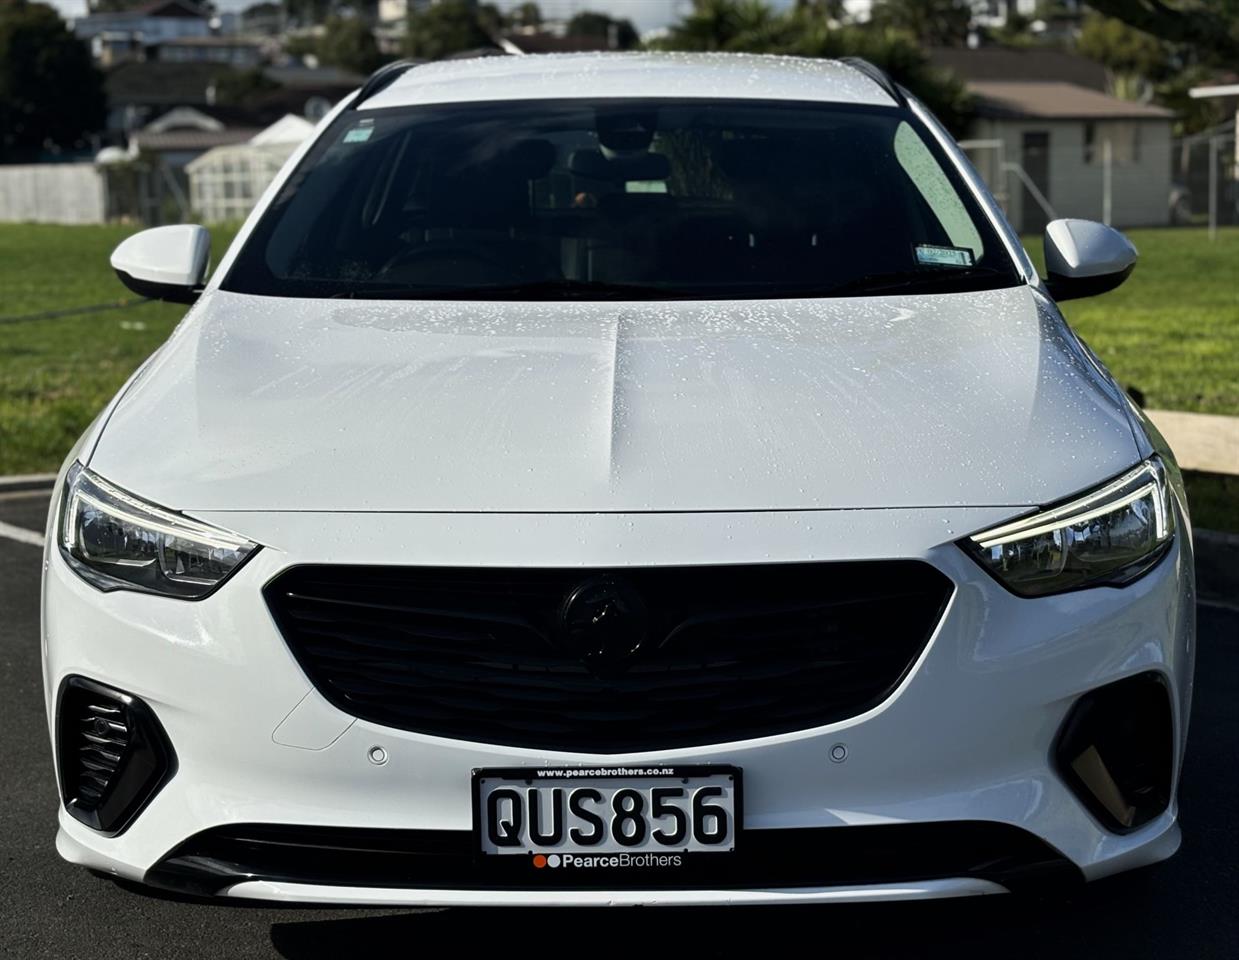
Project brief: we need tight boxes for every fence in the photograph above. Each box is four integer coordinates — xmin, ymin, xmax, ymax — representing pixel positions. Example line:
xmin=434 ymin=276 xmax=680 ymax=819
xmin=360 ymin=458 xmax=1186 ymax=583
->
xmin=0 ymin=164 xmax=108 ymax=225
xmin=3 ymin=129 xmax=1237 ymax=234
xmin=960 ymin=130 xmax=1238 ymax=238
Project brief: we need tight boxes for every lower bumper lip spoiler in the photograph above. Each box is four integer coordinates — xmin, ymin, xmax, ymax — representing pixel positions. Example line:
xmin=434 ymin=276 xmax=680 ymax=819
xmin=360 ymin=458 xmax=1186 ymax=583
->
xmin=143 ymin=821 xmax=1082 ymax=899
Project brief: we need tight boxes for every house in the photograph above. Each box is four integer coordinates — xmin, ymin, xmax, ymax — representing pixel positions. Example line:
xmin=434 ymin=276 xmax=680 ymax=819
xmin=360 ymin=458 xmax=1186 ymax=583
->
xmin=377 ymin=0 xmax=437 ymax=25
xmin=263 ymin=65 xmax=366 ymax=90
xmin=961 ymin=81 xmax=1175 ymax=232
xmin=154 ymin=36 xmax=267 ymax=69
xmin=841 ymin=0 xmax=1072 ymax=27
xmin=129 ymin=106 xmax=258 ymax=169
xmin=72 ymin=0 xmax=211 ymax=65
xmin=101 ymin=61 xmax=232 ymax=138
xmin=103 ymin=61 xmax=224 ymax=136
xmin=928 ymin=46 xmax=1107 ymax=91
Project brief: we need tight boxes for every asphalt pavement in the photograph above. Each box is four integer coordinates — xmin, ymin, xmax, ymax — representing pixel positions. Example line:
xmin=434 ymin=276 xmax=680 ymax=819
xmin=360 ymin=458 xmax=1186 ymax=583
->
xmin=1 ymin=489 xmax=1235 ymax=959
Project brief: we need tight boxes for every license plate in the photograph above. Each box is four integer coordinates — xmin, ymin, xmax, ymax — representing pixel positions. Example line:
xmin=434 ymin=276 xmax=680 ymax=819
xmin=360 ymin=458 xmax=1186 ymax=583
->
xmin=472 ymin=765 xmax=740 ymax=866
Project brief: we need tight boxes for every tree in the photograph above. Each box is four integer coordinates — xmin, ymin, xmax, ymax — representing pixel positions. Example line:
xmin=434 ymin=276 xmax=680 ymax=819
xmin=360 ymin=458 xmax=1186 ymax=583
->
xmin=89 ymin=0 xmax=176 ymax=10
xmin=656 ymin=1 xmax=974 ymax=136
xmin=1078 ymin=12 xmax=1169 ymax=101
xmin=658 ymin=0 xmax=777 ymax=52
xmin=212 ymin=66 xmax=280 ymax=105
xmin=794 ymin=0 xmax=846 ymax=19
xmin=1075 ymin=3 xmax=1239 ymax=133
xmin=404 ymin=0 xmax=495 ymax=59
xmin=869 ymin=0 xmax=972 ymax=47
xmin=243 ymin=1 xmax=282 ymax=17
xmin=0 ymin=1 xmax=106 ymax=161
xmin=282 ymin=0 xmax=333 ymax=29
xmin=793 ymin=23 xmax=973 ymax=134
xmin=509 ymin=1 xmax=541 ymax=28
xmin=1086 ymin=0 xmax=1239 ymax=67
xmin=316 ymin=14 xmax=385 ymax=72
xmin=565 ymin=10 xmax=640 ymax=49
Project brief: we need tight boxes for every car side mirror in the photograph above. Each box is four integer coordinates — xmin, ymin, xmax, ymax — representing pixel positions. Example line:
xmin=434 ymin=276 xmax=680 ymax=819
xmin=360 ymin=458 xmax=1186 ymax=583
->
xmin=110 ymin=225 xmax=211 ymax=305
xmin=1043 ymin=219 xmax=1136 ymax=302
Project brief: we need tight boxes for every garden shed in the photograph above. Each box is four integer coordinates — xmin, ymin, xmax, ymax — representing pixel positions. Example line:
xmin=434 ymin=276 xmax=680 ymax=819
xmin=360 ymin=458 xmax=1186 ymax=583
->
xmin=186 ymin=114 xmax=315 ymax=223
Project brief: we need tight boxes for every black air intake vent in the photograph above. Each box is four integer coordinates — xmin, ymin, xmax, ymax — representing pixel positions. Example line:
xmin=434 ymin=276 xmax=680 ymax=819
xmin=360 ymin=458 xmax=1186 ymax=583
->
xmin=1054 ymin=671 xmax=1174 ymax=834
xmin=57 ymin=677 xmax=176 ymax=835
xmin=77 ymin=700 xmax=129 ymax=808
xmin=265 ymin=561 xmax=952 ymax=753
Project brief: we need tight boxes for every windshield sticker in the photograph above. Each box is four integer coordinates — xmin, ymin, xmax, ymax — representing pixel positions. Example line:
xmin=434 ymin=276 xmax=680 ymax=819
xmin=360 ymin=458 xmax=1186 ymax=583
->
xmin=915 ymin=244 xmax=975 ymax=268
xmin=343 ymin=125 xmax=374 ymax=144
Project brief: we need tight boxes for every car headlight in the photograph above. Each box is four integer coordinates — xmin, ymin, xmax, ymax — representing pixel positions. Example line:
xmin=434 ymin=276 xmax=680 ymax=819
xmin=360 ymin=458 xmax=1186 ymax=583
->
xmin=59 ymin=463 xmax=258 ymax=599
xmin=961 ymin=458 xmax=1175 ymax=597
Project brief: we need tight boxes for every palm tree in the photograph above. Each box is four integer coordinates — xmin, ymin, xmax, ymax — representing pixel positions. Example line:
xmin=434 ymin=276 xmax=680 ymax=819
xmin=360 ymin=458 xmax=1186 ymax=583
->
xmin=657 ymin=0 xmax=777 ymax=52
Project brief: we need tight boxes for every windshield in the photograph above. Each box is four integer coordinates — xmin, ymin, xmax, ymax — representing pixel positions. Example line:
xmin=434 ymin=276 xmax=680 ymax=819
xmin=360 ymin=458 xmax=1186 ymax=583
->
xmin=223 ymin=98 xmax=1021 ymax=301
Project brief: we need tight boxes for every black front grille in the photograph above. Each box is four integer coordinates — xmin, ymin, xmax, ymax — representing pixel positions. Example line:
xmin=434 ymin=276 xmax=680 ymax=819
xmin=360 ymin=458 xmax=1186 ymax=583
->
xmin=264 ymin=561 xmax=952 ymax=752
xmin=145 ymin=821 xmax=1081 ymax=897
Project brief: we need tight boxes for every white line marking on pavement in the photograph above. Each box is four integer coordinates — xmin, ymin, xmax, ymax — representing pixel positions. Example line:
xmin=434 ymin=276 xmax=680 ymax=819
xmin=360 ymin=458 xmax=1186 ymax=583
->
xmin=0 ymin=473 xmax=56 ymax=489
xmin=0 ymin=520 xmax=45 ymax=548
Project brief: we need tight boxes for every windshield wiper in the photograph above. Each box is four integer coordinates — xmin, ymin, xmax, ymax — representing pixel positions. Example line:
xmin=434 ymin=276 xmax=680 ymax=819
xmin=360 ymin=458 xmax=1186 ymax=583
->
xmin=323 ymin=270 xmax=1017 ymax=302
xmin=355 ymin=279 xmax=702 ymax=301
xmin=806 ymin=266 xmax=1018 ymax=298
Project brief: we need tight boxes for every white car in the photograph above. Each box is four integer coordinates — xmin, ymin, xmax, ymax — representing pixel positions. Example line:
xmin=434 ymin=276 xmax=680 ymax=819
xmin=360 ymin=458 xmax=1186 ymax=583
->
xmin=44 ymin=53 xmax=1194 ymax=907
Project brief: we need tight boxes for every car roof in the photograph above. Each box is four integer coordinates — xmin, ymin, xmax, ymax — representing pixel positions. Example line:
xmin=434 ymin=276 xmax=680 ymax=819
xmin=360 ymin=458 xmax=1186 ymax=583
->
xmin=360 ymin=52 xmax=898 ymax=111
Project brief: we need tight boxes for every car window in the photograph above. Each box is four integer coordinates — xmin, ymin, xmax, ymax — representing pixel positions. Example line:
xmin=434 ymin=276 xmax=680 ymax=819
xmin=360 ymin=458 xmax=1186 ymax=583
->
xmin=224 ymin=99 xmax=1021 ymax=300
xmin=893 ymin=121 xmax=985 ymax=260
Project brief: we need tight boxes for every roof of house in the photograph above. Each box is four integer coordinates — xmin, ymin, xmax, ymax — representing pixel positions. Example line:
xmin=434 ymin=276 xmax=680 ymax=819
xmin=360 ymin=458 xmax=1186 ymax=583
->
xmin=132 ymin=0 xmax=209 ymax=18
xmin=263 ymin=65 xmax=366 ymax=89
xmin=76 ymin=0 xmax=207 ymax=22
xmin=249 ymin=113 xmax=316 ymax=145
xmin=928 ymin=47 xmax=1108 ymax=92
xmin=131 ymin=128 xmax=258 ymax=152
xmin=142 ymin=105 xmax=222 ymax=133
xmin=105 ymin=61 xmax=225 ymax=104
xmin=1190 ymin=75 xmax=1239 ymax=99
xmin=364 ymin=53 xmax=897 ymax=112
xmin=157 ymin=35 xmax=266 ymax=48
xmin=144 ymin=90 xmax=346 ymax=130
xmin=969 ymin=81 xmax=1175 ymax=121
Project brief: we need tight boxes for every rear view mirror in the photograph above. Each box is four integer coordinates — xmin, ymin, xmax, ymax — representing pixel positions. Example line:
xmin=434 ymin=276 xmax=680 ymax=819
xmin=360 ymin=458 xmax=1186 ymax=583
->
xmin=110 ymin=225 xmax=211 ymax=305
xmin=568 ymin=149 xmax=671 ymax=183
xmin=1043 ymin=219 xmax=1137 ymax=302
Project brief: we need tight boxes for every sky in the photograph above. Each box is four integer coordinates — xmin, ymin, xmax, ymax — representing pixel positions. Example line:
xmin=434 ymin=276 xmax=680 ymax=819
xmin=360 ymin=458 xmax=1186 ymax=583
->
xmin=48 ymin=0 xmax=796 ymax=33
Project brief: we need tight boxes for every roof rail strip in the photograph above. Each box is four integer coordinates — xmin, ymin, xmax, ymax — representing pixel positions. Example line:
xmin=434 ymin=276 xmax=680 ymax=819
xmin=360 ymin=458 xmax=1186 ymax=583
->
xmin=353 ymin=59 xmax=419 ymax=108
xmin=838 ymin=57 xmax=907 ymax=107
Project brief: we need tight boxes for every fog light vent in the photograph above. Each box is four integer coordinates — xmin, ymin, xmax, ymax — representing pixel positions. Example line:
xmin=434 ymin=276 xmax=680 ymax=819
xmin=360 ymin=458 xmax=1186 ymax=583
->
xmin=1053 ymin=672 xmax=1173 ymax=834
xmin=56 ymin=677 xmax=176 ymax=836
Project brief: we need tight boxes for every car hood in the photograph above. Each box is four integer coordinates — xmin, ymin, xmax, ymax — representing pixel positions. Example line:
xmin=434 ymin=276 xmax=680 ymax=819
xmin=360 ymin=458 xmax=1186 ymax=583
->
xmin=89 ymin=287 xmax=1139 ymax=514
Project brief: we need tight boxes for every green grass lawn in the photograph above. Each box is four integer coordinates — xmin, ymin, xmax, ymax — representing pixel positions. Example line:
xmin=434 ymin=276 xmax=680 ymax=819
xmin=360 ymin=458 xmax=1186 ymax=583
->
xmin=1024 ymin=227 xmax=1239 ymax=415
xmin=0 ymin=223 xmax=1235 ymax=528
xmin=0 ymin=223 xmax=236 ymax=475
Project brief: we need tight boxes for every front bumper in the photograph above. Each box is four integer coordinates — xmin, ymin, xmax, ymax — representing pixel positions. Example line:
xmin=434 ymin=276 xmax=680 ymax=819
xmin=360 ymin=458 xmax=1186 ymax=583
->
xmin=42 ymin=505 xmax=1195 ymax=905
